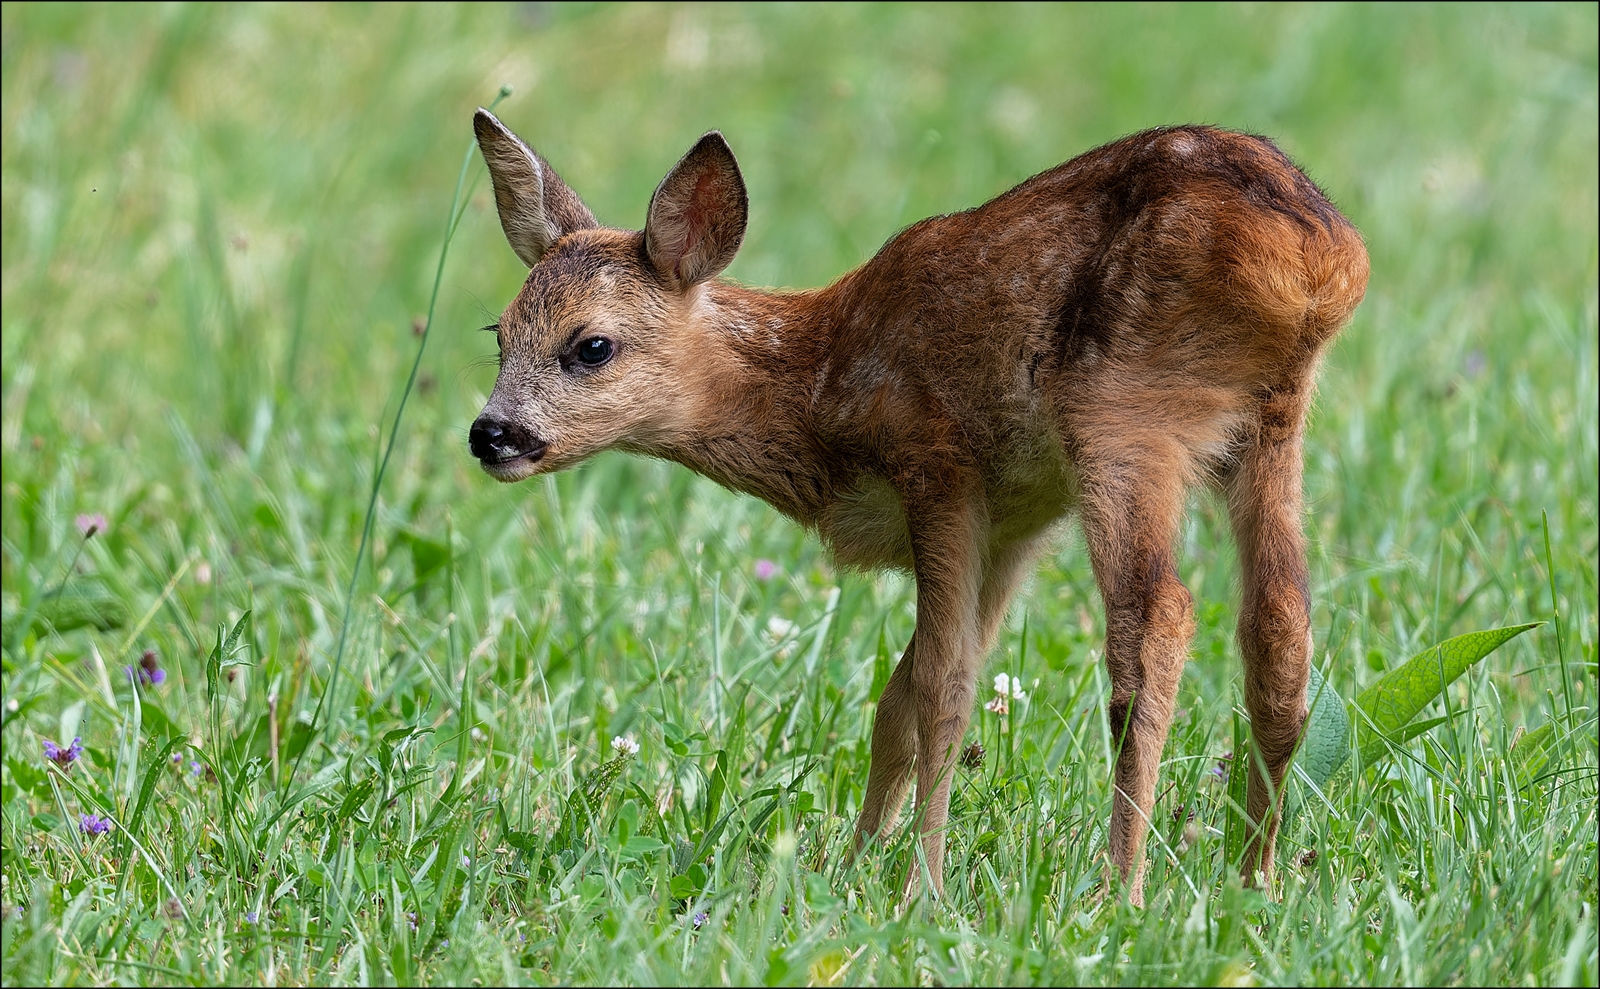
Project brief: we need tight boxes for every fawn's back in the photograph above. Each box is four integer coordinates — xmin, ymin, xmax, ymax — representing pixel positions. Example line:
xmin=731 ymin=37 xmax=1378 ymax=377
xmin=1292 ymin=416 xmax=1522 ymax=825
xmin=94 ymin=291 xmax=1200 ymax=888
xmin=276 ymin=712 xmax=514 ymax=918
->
xmin=755 ymin=125 xmax=1368 ymax=569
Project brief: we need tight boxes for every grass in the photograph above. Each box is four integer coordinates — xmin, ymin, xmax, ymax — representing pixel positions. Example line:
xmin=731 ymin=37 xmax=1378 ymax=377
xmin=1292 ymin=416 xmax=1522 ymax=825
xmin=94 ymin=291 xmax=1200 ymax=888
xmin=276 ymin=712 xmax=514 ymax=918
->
xmin=1 ymin=3 xmax=1596 ymax=985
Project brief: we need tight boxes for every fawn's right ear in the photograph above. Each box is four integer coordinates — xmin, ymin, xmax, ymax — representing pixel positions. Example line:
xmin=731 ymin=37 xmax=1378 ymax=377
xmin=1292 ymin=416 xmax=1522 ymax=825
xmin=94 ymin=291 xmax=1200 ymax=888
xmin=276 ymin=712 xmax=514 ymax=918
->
xmin=645 ymin=131 xmax=748 ymax=289
xmin=474 ymin=109 xmax=597 ymax=267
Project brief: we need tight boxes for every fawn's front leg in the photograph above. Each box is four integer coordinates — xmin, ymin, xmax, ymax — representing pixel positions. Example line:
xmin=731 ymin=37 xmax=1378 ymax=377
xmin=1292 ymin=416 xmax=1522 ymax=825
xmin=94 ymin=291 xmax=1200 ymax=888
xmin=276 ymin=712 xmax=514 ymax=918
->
xmin=854 ymin=637 xmax=919 ymax=845
xmin=855 ymin=533 xmax=1048 ymax=875
xmin=899 ymin=493 xmax=986 ymax=898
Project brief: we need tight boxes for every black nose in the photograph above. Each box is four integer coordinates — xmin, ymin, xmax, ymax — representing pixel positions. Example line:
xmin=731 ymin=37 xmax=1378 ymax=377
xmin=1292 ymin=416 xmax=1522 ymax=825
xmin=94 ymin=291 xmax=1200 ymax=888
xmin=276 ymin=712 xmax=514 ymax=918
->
xmin=469 ymin=416 xmax=546 ymax=464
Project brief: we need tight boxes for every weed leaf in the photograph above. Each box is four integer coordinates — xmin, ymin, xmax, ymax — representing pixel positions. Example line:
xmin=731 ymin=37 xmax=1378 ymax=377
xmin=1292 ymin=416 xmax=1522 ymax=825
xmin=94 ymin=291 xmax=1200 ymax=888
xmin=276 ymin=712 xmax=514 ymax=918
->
xmin=1356 ymin=714 xmax=1454 ymax=765
xmin=1296 ymin=663 xmax=1350 ymax=787
xmin=17 ymin=577 xmax=129 ymax=635
xmin=205 ymin=624 xmax=223 ymax=702
xmin=121 ymin=735 xmax=185 ymax=857
xmin=1355 ymin=623 xmax=1540 ymax=745
xmin=1512 ymin=721 xmax=1559 ymax=789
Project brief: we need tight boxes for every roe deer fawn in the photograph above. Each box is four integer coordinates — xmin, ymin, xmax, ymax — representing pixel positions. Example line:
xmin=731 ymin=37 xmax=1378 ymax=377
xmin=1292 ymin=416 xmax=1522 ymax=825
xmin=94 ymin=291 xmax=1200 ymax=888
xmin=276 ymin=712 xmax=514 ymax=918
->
xmin=467 ymin=110 xmax=1368 ymax=905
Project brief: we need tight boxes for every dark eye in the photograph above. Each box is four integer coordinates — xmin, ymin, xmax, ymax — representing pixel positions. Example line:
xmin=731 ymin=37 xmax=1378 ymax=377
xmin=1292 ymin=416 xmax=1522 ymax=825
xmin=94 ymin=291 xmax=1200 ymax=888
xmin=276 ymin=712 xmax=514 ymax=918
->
xmin=576 ymin=336 xmax=613 ymax=367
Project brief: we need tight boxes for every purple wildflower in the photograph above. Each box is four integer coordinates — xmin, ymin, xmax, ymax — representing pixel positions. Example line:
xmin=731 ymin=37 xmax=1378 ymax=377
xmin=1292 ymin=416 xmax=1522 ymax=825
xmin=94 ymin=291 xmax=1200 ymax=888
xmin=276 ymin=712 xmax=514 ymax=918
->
xmin=754 ymin=559 xmax=777 ymax=581
xmin=407 ymin=911 xmax=420 ymax=932
xmin=245 ymin=910 xmax=258 ymax=925
xmin=75 ymin=513 xmax=107 ymax=539
xmin=692 ymin=911 xmax=709 ymax=929
xmin=43 ymin=737 xmax=83 ymax=769
xmin=125 ymin=650 xmax=167 ymax=688
xmin=79 ymin=813 xmax=112 ymax=836
xmin=139 ymin=650 xmax=165 ymax=685
xmin=190 ymin=760 xmax=203 ymax=777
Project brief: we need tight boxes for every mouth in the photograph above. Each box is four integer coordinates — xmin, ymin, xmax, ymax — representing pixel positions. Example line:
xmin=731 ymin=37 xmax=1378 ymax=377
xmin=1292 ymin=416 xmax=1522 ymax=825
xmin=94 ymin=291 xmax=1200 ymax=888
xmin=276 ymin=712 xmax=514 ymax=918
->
xmin=477 ymin=443 xmax=547 ymax=481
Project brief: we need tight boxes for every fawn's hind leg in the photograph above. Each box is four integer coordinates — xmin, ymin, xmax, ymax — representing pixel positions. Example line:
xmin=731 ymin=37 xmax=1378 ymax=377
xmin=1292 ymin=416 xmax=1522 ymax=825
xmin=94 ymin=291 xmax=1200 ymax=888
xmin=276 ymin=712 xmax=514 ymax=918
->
xmin=1226 ymin=381 xmax=1315 ymax=886
xmin=1078 ymin=446 xmax=1196 ymax=907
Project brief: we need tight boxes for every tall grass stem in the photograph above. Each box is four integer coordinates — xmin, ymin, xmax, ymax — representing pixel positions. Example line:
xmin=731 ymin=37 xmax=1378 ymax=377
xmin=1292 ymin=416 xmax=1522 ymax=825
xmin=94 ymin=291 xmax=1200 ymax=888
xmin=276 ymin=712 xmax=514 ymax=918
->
xmin=1541 ymin=510 xmax=1574 ymax=728
xmin=294 ymin=87 xmax=512 ymax=782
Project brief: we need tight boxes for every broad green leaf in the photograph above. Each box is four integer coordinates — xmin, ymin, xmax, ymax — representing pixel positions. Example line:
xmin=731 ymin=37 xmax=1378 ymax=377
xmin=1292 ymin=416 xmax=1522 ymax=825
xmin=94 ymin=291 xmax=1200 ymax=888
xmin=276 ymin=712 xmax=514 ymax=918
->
xmin=222 ymin=610 xmax=252 ymax=661
xmin=204 ymin=613 xmax=253 ymax=702
xmin=204 ymin=624 xmax=223 ymax=702
xmin=505 ymin=830 xmax=538 ymax=853
xmin=137 ymin=699 xmax=181 ymax=740
xmin=1358 ymin=715 xmax=1452 ymax=765
xmin=704 ymin=748 xmax=730 ymax=832
xmin=335 ymin=777 xmax=376 ymax=823
xmin=1296 ymin=663 xmax=1350 ymax=787
xmin=1283 ymin=664 xmax=1351 ymax=835
xmin=1511 ymin=722 xmax=1559 ymax=789
xmin=622 ymin=835 xmax=667 ymax=856
xmin=16 ymin=577 xmax=129 ymax=635
xmin=403 ymin=532 xmax=451 ymax=586
xmin=1355 ymin=623 xmax=1540 ymax=738
xmin=5 ymin=757 xmax=48 ymax=797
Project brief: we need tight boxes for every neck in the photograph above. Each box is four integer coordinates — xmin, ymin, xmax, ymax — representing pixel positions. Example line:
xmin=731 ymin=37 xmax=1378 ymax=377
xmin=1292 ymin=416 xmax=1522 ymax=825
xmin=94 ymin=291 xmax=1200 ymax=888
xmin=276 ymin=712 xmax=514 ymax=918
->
xmin=650 ymin=280 xmax=841 ymax=524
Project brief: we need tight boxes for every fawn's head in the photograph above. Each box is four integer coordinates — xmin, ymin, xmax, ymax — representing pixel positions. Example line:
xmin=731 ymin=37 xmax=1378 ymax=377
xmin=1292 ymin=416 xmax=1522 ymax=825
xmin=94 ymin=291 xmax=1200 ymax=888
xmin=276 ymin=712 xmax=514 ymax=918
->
xmin=468 ymin=109 xmax=748 ymax=481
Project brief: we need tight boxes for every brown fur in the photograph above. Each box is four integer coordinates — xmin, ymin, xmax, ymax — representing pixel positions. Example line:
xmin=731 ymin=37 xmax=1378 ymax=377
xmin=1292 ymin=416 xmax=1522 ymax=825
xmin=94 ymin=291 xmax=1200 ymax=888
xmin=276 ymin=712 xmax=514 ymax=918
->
xmin=469 ymin=110 xmax=1369 ymax=905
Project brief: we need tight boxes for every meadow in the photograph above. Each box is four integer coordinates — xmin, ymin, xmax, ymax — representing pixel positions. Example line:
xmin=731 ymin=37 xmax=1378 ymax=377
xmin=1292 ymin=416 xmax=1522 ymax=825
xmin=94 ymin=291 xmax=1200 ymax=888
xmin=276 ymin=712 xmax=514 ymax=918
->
xmin=1 ymin=3 xmax=1596 ymax=985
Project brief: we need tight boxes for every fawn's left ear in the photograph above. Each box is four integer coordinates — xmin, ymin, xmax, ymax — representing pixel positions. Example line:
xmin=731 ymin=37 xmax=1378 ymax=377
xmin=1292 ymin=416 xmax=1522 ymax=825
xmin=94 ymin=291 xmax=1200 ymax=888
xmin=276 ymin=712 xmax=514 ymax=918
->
xmin=644 ymin=131 xmax=748 ymax=289
xmin=474 ymin=108 xmax=597 ymax=267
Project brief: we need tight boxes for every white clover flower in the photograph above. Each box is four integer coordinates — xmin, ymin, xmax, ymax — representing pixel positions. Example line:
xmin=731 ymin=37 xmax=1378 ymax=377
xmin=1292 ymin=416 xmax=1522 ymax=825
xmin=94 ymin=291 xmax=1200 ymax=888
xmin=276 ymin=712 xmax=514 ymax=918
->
xmin=765 ymin=617 xmax=798 ymax=642
xmin=992 ymin=673 xmax=1028 ymax=702
xmin=611 ymin=734 xmax=640 ymax=757
xmin=764 ymin=616 xmax=799 ymax=659
xmin=984 ymin=695 xmax=1009 ymax=716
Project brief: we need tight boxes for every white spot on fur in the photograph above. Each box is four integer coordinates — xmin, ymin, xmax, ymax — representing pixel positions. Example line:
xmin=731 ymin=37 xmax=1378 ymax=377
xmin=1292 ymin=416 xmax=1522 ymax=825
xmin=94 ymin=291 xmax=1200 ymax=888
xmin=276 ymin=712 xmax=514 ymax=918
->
xmin=840 ymin=355 xmax=893 ymax=393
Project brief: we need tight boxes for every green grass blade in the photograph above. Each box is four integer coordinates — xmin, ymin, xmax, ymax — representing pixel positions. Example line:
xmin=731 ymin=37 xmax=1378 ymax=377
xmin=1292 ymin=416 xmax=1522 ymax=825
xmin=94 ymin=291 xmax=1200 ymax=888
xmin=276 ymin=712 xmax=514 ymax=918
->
xmin=121 ymin=735 xmax=184 ymax=851
xmin=295 ymin=85 xmax=512 ymax=779
xmin=1223 ymin=708 xmax=1250 ymax=867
